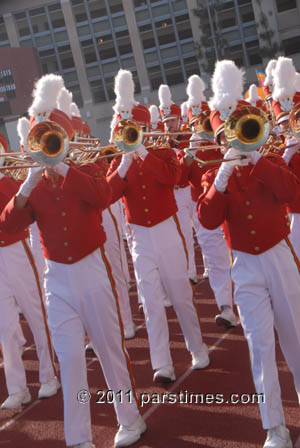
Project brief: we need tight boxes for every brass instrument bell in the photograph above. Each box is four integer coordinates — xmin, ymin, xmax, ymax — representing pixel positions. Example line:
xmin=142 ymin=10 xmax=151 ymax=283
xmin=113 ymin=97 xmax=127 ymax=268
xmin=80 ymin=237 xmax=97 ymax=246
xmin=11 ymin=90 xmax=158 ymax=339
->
xmin=224 ymin=105 xmax=270 ymax=152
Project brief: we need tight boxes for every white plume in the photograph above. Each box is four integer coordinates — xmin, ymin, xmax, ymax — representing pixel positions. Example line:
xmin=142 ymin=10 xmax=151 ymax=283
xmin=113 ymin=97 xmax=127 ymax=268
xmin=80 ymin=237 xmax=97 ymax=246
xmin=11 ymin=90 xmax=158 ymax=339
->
xmin=70 ymin=102 xmax=81 ymax=117
xmin=181 ymin=101 xmax=188 ymax=117
xmin=17 ymin=117 xmax=30 ymax=146
xmin=113 ymin=69 xmax=138 ymax=114
xmin=28 ymin=74 xmax=64 ymax=117
xmin=149 ymin=104 xmax=161 ymax=123
xmin=247 ymin=84 xmax=260 ymax=106
xmin=186 ymin=74 xmax=206 ymax=107
xmin=158 ymin=84 xmax=174 ymax=108
xmin=264 ymin=59 xmax=277 ymax=86
xmin=109 ymin=114 xmax=118 ymax=142
xmin=295 ymin=73 xmax=300 ymax=91
xmin=208 ymin=60 xmax=244 ymax=111
xmin=273 ymin=56 xmax=297 ymax=101
xmin=57 ymin=87 xmax=73 ymax=117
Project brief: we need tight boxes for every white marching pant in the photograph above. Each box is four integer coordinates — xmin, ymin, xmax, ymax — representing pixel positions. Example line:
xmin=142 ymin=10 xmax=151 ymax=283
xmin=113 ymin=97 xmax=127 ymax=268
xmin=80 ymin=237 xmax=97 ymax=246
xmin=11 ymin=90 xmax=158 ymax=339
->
xmin=192 ymin=202 xmax=233 ymax=309
xmin=0 ymin=241 xmax=56 ymax=395
xmin=174 ymin=187 xmax=197 ymax=280
xmin=289 ymin=213 xmax=300 ymax=260
xmin=44 ymin=248 xmax=140 ymax=447
xmin=231 ymin=239 xmax=300 ymax=429
xmin=29 ymin=222 xmax=46 ymax=300
xmin=102 ymin=205 xmax=134 ymax=330
xmin=129 ymin=216 xmax=203 ymax=370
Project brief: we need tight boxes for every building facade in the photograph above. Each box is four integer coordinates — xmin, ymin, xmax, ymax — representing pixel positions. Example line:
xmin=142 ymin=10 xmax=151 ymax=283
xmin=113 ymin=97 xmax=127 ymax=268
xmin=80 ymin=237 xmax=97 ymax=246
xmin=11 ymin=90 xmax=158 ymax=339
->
xmin=0 ymin=0 xmax=300 ymax=147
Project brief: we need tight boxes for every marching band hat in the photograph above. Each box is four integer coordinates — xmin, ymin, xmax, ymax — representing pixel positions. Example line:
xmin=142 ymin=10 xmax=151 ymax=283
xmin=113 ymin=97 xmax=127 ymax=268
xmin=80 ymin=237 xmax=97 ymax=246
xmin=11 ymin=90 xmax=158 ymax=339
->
xmin=17 ymin=117 xmax=30 ymax=153
xmin=272 ymin=57 xmax=300 ymax=124
xmin=263 ymin=59 xmax=277 ymax=100
xmin=113 ymin=69 xmax=150 ymax=125
xmin=208 ymin=60 xmax=245 ymax=142
xmin=186 ymin=74 xmax=209 ymax=124
xmin=158 ymin=84 xmax=181 ymax=122
xmin=28 ymin=74 xmax=74 ymax=140
xmin=149 ymin=104 xmax=164 ymax=132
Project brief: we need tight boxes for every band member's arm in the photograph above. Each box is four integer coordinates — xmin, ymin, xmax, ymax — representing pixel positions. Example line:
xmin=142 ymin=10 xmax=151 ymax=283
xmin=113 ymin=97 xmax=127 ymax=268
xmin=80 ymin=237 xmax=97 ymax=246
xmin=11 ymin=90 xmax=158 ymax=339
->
xmin=197 ymin=170 xmax=229 ymax=230
xmin=137 ymin=147 xmax=181 ymax=186
xmin=106 ymin=155 xmax=130 ymax=203
xmin=60 ymin=164 xmax=112 ymax=210
xmin=252 ymin=154 xmax=300 ymax=204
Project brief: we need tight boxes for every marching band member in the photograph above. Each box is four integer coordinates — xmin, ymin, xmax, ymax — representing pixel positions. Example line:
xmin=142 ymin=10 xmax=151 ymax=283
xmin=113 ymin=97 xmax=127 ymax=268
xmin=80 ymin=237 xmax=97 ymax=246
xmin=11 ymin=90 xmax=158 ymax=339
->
xmin=182 ymin=74 xmax=237 ymax=328
xmin=95 ymin=150 xmax=136 ymax=340
xmin=0 ymin=133 xmax=59 ymax=410
xmin=0 ymin=74 xmax=145 ymax=448
xmin=199 ymin=59 xmax=300 ymax=448
xmin=272 ymin=57 xmax=300 ymax=259
xmin=107 ymin=69 xmax=209 ymax=384
xmin=246 ymin=84 xmax=268 ymax=114
xmin=158 ymin=84 xmax=197 ymax=284
xmin=263 ymin=59 xmax=277 ymax=101
xmin=180 ymin=101 xmax=189 ymax=130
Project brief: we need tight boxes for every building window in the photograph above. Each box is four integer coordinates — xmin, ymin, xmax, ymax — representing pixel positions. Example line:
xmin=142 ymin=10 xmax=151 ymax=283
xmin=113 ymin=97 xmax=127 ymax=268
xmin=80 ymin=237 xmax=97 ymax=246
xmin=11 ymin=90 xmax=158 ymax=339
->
xmin=0 ymin=17 xmax=9 ymax=43
xmin=282 ymin=35 xmax=300 ymax=56
xmin=90 ymin=79 xmax=106 ymax=103
xmin=276 ymin=0 xmax=297 ymax=13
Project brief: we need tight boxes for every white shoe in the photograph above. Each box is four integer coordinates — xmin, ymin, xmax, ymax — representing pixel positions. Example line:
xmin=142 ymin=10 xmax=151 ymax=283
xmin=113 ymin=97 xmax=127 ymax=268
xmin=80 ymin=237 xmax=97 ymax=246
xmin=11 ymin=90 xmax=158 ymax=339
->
xmin=114 ymin=415 xmax=146 ymax=447
xmin=189 ymin=277 xmax=198 ymax=285
xmin=124 ymin=323 xmax=136 ymax=340
xmin=1 ymin=388 xmax=31 ymax=409
xmin=215 ymin=307 xmax=238 ymax=329
xmin=138 ymin=304 xmax=144 ymax=315
xmin=38 ymin=377 xmax=60 ymax=399
xmin=202 ymin=268 xmax=209 ymax=279
xmin=163 ymin=297 xmax=172 ymax=307
xmin=85 ymin=342 xmax=95 ymax=353
xmin=153 ymin=365 xmax=176 ymax=383
xmin=73 ymin=443 xmax=95 ymax=448
xmin=191 ymin=343 xmax=210 ymax=369
xmin=264 ymin=425 xmax=292 ymax=448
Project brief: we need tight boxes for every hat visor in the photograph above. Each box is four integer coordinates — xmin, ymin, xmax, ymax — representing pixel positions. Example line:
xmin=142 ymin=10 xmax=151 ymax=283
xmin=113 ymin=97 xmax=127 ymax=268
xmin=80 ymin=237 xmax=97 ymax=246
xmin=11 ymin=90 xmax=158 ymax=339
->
xmin=277 ymin=114 xmax=289 ymax=125
xmin=163 ymin=115 xmax=180 ymax=122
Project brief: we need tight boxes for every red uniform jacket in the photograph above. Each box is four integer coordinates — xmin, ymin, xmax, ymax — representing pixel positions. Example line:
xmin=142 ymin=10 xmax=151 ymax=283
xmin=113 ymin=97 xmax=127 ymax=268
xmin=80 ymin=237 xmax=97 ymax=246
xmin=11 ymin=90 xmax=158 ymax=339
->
xmin=107 ymin=147 xmax=181 ymax=227
xmin=172 ymin=134 xmax=191 ymax=188
xmin=0 ymin=176 xmax=28 ymax=246
xmin=284 ymin=152 xmax=300 ymax=213
xmin=0 ymin=165 xmax=111 ymax=264
xmin=198 ymin=155 xmax=300 ymax=255
xmin=178 ymin=141 xmax=222 ymax=202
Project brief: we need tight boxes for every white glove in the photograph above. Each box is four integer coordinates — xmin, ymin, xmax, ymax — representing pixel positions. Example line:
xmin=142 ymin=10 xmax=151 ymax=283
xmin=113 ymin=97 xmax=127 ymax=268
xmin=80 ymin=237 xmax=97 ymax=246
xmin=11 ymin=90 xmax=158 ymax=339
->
xmin=135 ymin=144 xmax=148 ymax=160
xmin=18 ymin=167 xmax=43 ymax=197
xmin=283 ymin=137 xmax=300 ymax=164
xmin=117 ymin=153 xmax=134 ymax=179
xmin=52 ymin=162 xmax=69 ymax=178
xmin=245 ymin=150 xmax=261 ymax=165
xmin=214 ymin=148 xmax=249 ymax=193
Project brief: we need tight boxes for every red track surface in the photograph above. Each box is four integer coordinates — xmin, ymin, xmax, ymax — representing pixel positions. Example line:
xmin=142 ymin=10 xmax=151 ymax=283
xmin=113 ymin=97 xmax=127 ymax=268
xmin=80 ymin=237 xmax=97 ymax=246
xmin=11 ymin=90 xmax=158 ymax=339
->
xmin=0 ymin=241 xmax=299 ymax=448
